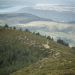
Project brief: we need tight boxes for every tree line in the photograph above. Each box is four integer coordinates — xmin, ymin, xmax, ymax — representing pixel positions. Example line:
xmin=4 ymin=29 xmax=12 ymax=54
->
xmin=0 ymin=24 xmax=16 ymax=30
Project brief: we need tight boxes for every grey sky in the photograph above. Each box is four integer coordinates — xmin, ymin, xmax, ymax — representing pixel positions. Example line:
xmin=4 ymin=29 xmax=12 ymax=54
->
xmin=0 ymin=0 xmax=75 ymax=6
xmin=0 ymin=0 xmax=75 ymax=13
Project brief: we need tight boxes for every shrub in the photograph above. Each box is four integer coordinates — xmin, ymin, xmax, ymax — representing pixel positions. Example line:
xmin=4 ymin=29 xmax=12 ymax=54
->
xmin=57 ymin=39 xmax=69 ymax=46
xmin=4 ymin=24 xmax=9 ymax=29
xmin=47 ymin=36 xmax=51 ymax=40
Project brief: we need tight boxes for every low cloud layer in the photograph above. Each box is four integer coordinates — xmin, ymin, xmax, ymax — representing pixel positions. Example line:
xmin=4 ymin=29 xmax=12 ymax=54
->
xmin=17 ymin=21 xmax=75 ymax=47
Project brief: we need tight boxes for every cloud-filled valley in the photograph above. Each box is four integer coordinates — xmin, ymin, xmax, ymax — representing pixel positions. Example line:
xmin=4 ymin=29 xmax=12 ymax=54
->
xmin=17 ymin=21 xmax=75 ymax=47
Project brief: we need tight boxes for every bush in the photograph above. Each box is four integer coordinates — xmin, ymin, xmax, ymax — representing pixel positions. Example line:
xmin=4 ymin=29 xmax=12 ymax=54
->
xmin=25 ymin=29 xmax=30 ymax=32
xmin=4 ymin=24 xmax=9 ymax=29
xmin=57 ymin=39 xmax=69 ymax=46
xmin=13 ymin=27 xmax=16 ymax=30
xmin=47 ymin=36 xmax=51 ymax=40
xmin=36 ymin=32 xmax=40 ymax=36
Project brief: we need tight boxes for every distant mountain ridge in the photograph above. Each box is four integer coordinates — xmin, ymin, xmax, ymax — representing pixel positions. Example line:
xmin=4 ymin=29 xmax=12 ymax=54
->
xmin=0 ymin=13 xmax=52 ymax=25
xmin=17 ymin=7 xmax=75 ymax=23
xmin=0 ymin=13 xmax=75 ymax=26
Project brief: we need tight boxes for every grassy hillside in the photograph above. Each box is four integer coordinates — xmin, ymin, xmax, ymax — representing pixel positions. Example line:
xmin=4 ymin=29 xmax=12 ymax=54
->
xmin=0 ymin=29 xmax=53 ymax=75
xmin=11 ymin=56 xmax=75 ymax=75
xmin=0 ymin=29 xmax=75 ymax=75
xmin=10 ymin=32 xmax=75 ymax=75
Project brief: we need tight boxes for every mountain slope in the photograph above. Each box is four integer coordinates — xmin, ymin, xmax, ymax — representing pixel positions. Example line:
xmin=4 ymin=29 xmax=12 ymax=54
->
xmin=11 ymin=46 xmax=75 ymax=75
xmin=0 ymin=29 xmax=75 ymax=75
xmin=0 ymin=29 xmax=53 ymax=75
xmin=18 ymin=7 xmax=75 ymax=23
xmin=11 ymin=55 xmax=75 ymax=75
xmin=8 ymin=32 xmax=75 ymax=75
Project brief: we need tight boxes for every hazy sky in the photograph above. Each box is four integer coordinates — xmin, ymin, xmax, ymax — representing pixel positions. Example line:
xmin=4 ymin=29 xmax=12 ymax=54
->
xmin=0 ymin=0 xmax=75 ymax=13
xmin=0 ymin=0 xmax=75 ymax=7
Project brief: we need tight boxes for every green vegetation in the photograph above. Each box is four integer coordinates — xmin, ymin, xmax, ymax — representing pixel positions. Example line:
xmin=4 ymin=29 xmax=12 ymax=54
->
xmin=13 ymin=27 xmax=16 ymax=30
xmin=72 ymin=47 xmax=75 ymax=50
xmin=35 ymin=32 xmax=40 ymax=36
xmin=0 ymin=28 xmax=51 ymax=75
xmin=25 ymin=29 xmax=30 ymax=32
xmin=0 ymin=25 xmax=75 ymax=75
xmin=57 ymin=39 xmax=69 ymax=47
xmin=4 ymin=24 xmax=9 ymax=29
xmin=11 ymin=41 xmax=75 ymax=75
xmin=47 ymin=36 xmax=53 ymax=41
